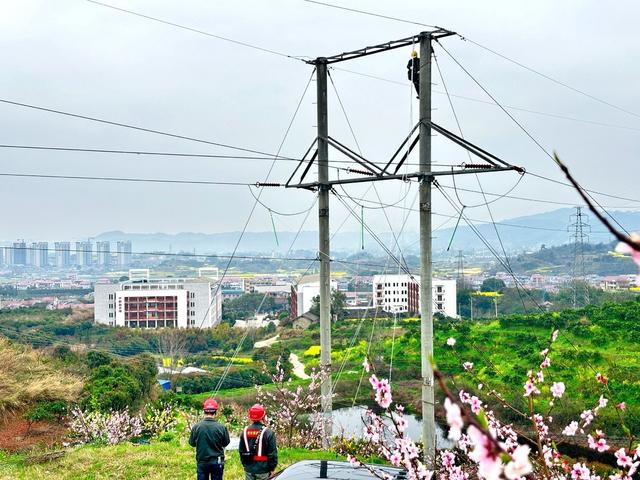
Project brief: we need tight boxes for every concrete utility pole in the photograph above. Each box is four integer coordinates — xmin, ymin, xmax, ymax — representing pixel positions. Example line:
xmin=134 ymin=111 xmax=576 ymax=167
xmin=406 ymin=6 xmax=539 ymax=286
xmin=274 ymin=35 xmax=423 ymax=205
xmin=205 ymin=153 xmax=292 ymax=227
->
xmin=316 ymin=59 xmax=333 ymax=447
xmin=418 ymin=32 xmax=436 ymax=462
xmin=285 ymin=28 xmax=519 ymax=457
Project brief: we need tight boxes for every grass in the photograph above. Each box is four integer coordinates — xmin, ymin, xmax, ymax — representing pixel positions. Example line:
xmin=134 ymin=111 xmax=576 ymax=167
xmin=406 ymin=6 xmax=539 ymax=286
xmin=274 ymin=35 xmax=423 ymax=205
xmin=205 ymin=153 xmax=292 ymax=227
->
xmin=0 ymin=440 xmax=346 ymax=480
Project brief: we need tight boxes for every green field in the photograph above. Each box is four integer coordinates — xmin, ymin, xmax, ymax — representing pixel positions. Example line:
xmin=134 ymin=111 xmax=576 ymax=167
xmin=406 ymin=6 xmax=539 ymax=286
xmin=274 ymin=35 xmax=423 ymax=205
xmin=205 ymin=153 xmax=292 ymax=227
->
xmin=0 ymin=441 xmax=344 ymax=480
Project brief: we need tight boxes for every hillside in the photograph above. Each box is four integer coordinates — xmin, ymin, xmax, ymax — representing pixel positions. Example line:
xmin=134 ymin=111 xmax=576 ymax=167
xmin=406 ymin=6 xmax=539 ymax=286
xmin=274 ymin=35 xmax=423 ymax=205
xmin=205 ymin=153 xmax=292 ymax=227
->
xmin=94 ymin=208 xmax=640 ymax=254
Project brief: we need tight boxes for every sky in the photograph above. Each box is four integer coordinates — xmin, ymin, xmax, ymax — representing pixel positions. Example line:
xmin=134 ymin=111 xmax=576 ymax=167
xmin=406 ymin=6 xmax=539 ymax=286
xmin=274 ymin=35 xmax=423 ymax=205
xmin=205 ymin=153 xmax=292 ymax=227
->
xmin=1 ymin=0 xmax=639 ymax=244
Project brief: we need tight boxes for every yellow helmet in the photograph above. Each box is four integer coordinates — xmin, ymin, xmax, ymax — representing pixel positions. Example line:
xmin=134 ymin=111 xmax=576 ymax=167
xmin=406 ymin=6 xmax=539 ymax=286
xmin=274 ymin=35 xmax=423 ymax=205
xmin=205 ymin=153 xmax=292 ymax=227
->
xmin=411 ymin=50 xmax=418 ymax=58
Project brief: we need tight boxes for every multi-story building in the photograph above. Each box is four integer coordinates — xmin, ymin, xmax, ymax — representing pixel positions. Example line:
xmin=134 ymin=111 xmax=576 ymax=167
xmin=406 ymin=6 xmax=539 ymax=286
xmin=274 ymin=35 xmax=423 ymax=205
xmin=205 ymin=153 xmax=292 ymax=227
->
xmin=116 ymin=241 xmax=132 ymax=267
xmin=54 ymin=242 xmax=71 ymax=267
xmin=75 ymin=241 xmax=93 ymax=267
xmin=372 ymin=274 xmax=457 ymax=317
xmin=29 ymin=242 xmax=49 ymax=268
xmin=290 ymin=274 xmax=338 ymax=319
xmin=96 ymin=241 xmax=111 ymax=267
xmin=10 ymin=240 xmax=27 ymax=265
xmin=94 ymin=272 xmax=222 ymax=328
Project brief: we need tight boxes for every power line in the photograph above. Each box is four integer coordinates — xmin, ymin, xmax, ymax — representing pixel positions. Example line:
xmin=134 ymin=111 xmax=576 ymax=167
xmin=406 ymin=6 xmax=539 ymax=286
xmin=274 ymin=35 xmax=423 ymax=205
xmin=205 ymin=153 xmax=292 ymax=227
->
xmin=0 ymin=98 xmax=294 ymax=159
xmin=0 ymin=172 xmax=260 ymax=186
xmin=86 ymin=0 xmax=307 ymax=62
xmin=300 ymin=0 xmax=640 ymax=123
xmin=459 ymin=36 xmax=640 ymax=121
xmin=302 ymin=0 xmax=437 ymax=28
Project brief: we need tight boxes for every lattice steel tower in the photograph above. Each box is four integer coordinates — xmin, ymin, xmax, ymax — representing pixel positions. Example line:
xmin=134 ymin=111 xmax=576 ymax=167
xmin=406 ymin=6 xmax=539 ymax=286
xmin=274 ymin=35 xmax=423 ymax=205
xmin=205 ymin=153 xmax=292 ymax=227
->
xmin=568 ymin=206 xmax=591 ymax=308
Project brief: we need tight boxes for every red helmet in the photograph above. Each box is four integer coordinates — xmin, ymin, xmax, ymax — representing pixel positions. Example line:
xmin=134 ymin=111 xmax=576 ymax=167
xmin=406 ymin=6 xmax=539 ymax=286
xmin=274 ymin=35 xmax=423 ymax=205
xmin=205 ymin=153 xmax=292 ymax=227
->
xmin=203 ymin=398 xmax=219 ymax=412
xmin=248 ymin=404 xmax=266 ymax=421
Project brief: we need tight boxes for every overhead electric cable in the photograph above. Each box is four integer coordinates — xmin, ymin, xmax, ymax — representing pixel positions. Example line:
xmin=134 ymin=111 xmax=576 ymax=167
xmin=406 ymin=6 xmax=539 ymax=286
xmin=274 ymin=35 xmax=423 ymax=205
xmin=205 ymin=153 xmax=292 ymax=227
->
xmin=460 ymin=36 xmax=640 ymax=121
xmin=0 ymin=172 xmax=259 ymax=186
xmin=0 ymin=98 xmax=294 ymax=159
xmin=197 ymin=70 xmax=315 ymax=330
xmin=303 ymin=0 xmax=436 ymax=28
xmin=86 ymin=0 xmax=307 ymax=61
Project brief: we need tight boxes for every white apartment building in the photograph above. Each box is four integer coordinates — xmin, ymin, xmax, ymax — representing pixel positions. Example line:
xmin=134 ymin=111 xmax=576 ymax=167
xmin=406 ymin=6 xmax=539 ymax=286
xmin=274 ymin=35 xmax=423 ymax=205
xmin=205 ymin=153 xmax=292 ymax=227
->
xmin=290 ymin=274 xmax=338 ymax=319
xmin=94 ymin=272 xmax=222 ymax=328
xmin=372 ymin=274 xmax=457 ymax=317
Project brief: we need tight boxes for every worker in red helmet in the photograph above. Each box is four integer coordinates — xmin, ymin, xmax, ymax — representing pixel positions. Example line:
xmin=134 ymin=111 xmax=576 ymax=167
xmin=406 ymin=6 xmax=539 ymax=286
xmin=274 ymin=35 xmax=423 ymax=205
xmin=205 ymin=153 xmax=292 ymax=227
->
xmin=189 ymin=398 xmax=230 ymax=480
xmin=239 ymin=404 xmax=278 ymax=480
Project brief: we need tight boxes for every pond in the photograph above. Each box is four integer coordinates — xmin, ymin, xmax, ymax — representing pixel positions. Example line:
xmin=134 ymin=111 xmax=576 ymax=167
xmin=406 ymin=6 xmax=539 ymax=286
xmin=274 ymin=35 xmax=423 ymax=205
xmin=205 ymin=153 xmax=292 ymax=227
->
xmin=332 ymin=405 xmax=453 ymax=449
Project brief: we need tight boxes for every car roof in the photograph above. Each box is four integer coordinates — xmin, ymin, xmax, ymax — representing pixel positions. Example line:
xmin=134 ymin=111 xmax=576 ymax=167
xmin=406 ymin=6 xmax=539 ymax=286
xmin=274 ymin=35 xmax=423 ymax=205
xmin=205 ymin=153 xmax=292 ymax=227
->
xmin=274 ymin=460 xmax=406 ymax=479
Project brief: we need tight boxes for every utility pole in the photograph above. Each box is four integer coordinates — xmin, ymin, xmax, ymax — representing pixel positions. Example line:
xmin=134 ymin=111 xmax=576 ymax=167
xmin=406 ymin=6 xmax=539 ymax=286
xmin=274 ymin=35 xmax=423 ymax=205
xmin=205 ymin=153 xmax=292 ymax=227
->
xmin=284 ymin=29 xmax=520 ymax=455
xmin=316 ymin=59 xmax=333 ymax=447
xmin=418 ymin=31 xmax=436 ymax=462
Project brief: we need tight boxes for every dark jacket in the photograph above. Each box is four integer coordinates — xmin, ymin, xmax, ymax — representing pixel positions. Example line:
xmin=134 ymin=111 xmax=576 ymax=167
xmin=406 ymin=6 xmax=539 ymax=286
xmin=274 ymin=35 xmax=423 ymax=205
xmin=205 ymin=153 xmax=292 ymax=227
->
xmin=407 ymin=57 xmax=420 ymax=82
xmin=239 ymin=421 xmax=278 ymax=474
xmin=189 ymin=417 xmax=230 ymax=464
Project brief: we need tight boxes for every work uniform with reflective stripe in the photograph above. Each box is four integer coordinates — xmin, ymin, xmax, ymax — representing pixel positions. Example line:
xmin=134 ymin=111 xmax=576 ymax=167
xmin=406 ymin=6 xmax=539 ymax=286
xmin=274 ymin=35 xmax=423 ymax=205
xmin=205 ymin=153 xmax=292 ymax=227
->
xmin=240 ymin=421 xmax=278 ymax=477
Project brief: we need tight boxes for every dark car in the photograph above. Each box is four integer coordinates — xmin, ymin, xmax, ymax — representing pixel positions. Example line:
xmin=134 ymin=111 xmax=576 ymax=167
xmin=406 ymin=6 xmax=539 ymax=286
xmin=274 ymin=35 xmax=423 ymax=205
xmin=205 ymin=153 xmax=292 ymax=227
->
xmin=273 ymin=460 xmax=406 ymax=479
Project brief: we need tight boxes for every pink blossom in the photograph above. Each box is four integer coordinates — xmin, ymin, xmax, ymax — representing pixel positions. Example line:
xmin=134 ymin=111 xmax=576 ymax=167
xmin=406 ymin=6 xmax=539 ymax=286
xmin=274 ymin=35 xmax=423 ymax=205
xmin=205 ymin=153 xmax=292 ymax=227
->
xmin=587 ymin=431 xmax=610 ymax=453
xmin=389 ymin=451 xmax=401 ymax=466
xmin=616 ymin=402 xmax=626 ymax=410
xmin=523 ymin=379 xmax=540 ymax=397
xmin=537 ymin=370 xmax=545 ymax=382
xmin=550 ymin=382 xmax=566 ymax=398
xmin=540 ymin=356 xmax=551 ymax=369
xmin=504 ymin=444 xmax=533 ymax=479
xmin=580 ymin=409 xmax=594 ymax=427
xmin=463 ymin=362 xmax=474 ymax=371
xmin=444 ymin=397 xmax=464 ymax=441
xmin=615 ymin=233 xmax=640 ymax=268
xmin=562 ymin=421 xmax=579 ymax=436
xmin=469 ymin=396 xmax=482 ymax=414
xmin=441 ymin=450 xmax=456 ymax=468
xmin=615 ymin=448 xmax=633 ymax=468
xmin=597 ymin=395 xmax=608 ymax=409
xmin=467 ymin=425 xmax=502 ymax=480
xmin=478 ymin=383 xmax=483 ymax=390
xmin=347 ymin=454 xmax=360 ymax=467
xmin=447 ymin=337 xmax=456 ymax=347
xmin=362 ymin=357 xmax=370 ymax=373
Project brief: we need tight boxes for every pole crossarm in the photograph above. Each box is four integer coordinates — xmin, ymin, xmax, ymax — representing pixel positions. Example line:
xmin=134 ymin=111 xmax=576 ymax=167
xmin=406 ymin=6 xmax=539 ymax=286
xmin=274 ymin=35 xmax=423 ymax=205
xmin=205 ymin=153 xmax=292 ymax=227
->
xmin=288 ymin=165 xmax=518 ymax=189
xmin=305 ymin=29 xmax=456 ymax=65
xmin=285 ymin=120 xmax=524 ymax=189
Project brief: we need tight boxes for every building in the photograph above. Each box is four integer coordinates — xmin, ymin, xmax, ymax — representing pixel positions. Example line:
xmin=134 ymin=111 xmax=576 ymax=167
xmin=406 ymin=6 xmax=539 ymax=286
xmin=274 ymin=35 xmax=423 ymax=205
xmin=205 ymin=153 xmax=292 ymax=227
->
xmin=54 ymin=242 xmax=71 ymax=267
xmin=290 ymin=274 xmax=338 ymax=319
xmin=75 ymin=241 xmax=93 ymax=267
xmin=9 ymin=240 xmax=27 ymax=265
xmin=372 ymin=274 xmax=457 ymax=317
xmin=0 ymin=246 xmax=4 ymax=265
xmin=116 ymin=241 xmax=132 ymax=267
xmin=96 ymin=241 xmax=111 ymax=266
xmin=29 ymin=242 xmax=49 ymax=268
xmin=94 ymin=272 xmax=222 ymax=328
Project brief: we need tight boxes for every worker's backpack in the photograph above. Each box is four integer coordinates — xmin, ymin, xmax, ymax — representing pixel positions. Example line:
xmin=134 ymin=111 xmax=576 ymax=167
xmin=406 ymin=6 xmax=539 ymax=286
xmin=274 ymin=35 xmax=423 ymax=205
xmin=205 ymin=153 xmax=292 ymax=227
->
xmin=240 ymin=426 xmax=266 ymax=466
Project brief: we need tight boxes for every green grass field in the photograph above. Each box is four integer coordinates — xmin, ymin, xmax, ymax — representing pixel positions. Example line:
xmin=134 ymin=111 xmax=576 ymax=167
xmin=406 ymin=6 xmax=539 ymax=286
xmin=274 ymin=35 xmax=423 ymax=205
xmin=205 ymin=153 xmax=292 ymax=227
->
xmin=0 ymin=441 xmax=345 ymax=480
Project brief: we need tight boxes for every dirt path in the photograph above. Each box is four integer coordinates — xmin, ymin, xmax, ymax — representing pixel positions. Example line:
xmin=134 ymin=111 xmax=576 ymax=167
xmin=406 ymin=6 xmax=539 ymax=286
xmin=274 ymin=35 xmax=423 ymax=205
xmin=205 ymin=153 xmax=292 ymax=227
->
xmin=254 ymin=335 xmax=279 ymax=349
xmin=289 ymin=352 xmax=310 ymax=380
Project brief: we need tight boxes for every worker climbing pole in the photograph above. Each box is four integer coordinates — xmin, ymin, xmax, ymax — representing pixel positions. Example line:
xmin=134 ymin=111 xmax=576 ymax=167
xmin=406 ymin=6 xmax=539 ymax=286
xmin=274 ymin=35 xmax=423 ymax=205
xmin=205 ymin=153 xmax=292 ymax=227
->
xmin=407 ymin=50 xmax=420 ymax=97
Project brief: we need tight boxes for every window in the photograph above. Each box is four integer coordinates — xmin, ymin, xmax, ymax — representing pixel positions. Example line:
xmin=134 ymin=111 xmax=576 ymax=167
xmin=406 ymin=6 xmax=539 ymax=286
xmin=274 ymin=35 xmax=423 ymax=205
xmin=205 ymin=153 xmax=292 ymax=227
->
xmin=108 ymin=312 xmax=114 ymax=318
xmin=436 ymin=303 xmax=443 ymax=310
xmin=190 ymin=301 xmax=195 ymax=307
xmin=436 ymin=286 xmax=443 ymax=293
xmin=108 ymin=293 xmax=114 ymax=300
xmin=437 ymin=295 xmax=443 ymax=301
xmin=108 ymin=303 xmax=113 ymax=309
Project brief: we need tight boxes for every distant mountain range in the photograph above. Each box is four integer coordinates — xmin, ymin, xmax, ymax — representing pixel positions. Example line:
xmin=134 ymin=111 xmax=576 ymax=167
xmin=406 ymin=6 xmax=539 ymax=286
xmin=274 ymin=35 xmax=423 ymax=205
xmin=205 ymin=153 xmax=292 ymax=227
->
xmin=94 ymin=208 xmax=640 ymax=256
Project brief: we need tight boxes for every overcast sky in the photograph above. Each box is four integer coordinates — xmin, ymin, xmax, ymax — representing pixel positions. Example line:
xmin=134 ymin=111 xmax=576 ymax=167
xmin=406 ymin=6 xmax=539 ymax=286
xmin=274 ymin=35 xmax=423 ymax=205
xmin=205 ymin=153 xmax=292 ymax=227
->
xmin=1 ymin=0 xmax=639 ymax=243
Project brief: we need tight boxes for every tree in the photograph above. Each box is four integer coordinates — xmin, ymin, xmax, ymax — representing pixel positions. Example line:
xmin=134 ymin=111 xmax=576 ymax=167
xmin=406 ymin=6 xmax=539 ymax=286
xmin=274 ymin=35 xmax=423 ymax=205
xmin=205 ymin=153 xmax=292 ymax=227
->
xmin=309 ymin=289 xmax=348 ymax=320
xmin=481 ymin=277 xmax=506 ymax=293
xmin=156 ymin=330 xmax=187 ymax=391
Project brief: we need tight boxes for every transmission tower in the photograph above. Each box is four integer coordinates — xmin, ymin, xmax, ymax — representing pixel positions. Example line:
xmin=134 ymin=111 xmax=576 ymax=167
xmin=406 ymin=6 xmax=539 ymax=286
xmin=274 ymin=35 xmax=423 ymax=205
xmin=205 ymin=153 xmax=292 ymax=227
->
xmin=567 ymin=206 xmax=591 ymax=308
